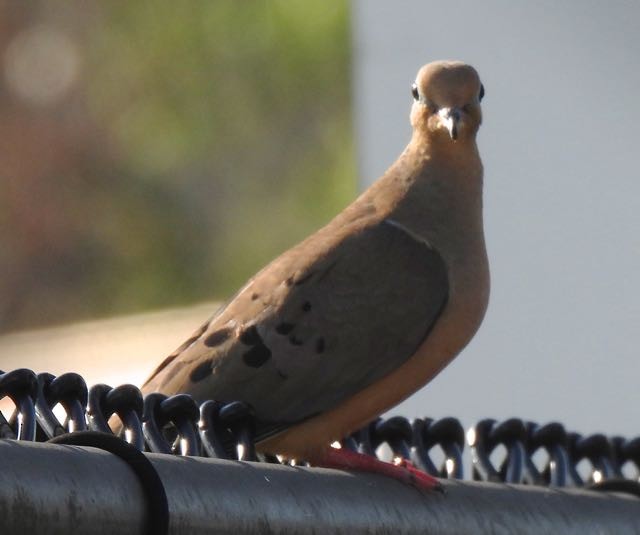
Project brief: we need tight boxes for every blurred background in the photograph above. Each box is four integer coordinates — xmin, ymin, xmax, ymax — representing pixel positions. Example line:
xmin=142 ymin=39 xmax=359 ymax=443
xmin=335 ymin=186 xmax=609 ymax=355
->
xmin=0 ymin=1 xmax=352 ymax=332
xmin=0 ymin=2 xmax=638 ymax=436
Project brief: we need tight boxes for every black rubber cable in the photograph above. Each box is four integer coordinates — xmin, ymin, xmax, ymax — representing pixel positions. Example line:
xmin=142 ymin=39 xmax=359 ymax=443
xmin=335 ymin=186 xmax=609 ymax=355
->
xmin=48 ymin=431 xmax=169 ymax=535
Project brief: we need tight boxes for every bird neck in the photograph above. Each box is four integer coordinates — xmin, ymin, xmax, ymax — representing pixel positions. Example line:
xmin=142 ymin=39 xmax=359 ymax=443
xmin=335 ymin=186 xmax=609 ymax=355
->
xmin=387 ymin=137 xmax=486 ymax=268
xmin=408 ymin=130 xmax=481 ymax=163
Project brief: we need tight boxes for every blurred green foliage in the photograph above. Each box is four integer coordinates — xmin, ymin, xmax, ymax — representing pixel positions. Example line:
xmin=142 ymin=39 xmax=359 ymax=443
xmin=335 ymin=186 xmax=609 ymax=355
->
xmin=0 ymin=1 xmax=354 ymax=332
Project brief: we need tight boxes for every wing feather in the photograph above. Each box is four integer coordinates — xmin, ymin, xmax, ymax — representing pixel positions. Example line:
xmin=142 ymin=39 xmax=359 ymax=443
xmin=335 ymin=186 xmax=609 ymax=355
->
xmin=143 ymin=219 xmax=448 ymax=440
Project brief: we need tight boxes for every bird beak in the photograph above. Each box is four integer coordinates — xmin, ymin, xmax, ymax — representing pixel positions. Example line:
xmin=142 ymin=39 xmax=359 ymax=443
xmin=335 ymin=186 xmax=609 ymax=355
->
xmin=438 ymin=107 xmax=462 ymax=141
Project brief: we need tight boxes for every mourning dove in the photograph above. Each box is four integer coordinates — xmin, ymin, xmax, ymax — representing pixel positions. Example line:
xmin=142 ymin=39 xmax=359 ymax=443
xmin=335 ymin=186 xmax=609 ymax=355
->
xmin=142 ymin=60 xmax=489 ymax=489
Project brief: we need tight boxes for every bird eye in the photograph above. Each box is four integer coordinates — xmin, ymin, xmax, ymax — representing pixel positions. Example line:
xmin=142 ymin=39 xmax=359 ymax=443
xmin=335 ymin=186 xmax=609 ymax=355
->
xmin=411 ymin=83 xmax=419 ymax=101
xmin=479 ymin=84 xmax=485 ymax=102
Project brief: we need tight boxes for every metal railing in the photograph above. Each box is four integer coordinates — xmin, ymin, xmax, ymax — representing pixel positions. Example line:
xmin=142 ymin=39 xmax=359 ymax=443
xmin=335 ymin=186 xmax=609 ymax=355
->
xmin=0 ymin=439 xmax=639 ymax=534
xmin=0 ymin=367 xmax=638 ymax=534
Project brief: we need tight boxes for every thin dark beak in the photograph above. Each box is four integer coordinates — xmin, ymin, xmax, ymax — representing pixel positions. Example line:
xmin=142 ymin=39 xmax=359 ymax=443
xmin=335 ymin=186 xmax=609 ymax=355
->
xmin=438 ymin=107 xmax=462 ymax=141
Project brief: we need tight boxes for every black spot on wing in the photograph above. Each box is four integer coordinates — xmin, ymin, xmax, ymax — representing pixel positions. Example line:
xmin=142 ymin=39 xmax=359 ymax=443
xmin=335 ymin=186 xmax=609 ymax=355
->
xmin=315 ymin=337 xmax=325 ymax=354
xmin=301 ymin=301 xmax=312 ymax=312
xmin=251 ymin=292 xmax=260 ymax=301
xmin=190 ymin=359 xmax=213 ymax=383
xmin=239 ymin=325 xmax=262 ymax=346
xmin=275 ymin=322 xmax=295 ymax=335
xmin=204 ymin=328 xmax=231 ymax=347
xmin=243 ymin=345 xmax=272 ymax=367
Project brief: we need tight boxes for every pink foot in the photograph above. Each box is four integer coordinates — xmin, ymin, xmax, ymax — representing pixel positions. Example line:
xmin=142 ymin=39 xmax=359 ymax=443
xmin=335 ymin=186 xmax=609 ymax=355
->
xmin=317 ymin=446 xmax=443 ymax=492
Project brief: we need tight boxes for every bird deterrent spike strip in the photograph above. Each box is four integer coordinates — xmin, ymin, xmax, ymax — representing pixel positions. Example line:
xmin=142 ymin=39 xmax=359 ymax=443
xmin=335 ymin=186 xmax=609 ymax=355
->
xmin=1 ymin=367 xmax=638 ymax=487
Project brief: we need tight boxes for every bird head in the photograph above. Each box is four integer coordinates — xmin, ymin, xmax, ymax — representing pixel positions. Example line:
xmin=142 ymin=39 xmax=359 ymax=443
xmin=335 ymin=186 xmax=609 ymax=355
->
xmin=410 ymin=61 xmax=484 ymax=144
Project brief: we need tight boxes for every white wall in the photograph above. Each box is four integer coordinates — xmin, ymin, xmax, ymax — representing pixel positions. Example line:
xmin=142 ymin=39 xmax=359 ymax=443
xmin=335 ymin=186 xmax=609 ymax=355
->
xmin=352 ymin=1 xmax=640 ymax=435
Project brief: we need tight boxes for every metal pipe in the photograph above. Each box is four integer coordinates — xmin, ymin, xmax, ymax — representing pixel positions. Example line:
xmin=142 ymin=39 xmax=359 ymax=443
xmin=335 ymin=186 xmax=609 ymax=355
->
xmin=0 ymin=440 xmax=638 ymax=534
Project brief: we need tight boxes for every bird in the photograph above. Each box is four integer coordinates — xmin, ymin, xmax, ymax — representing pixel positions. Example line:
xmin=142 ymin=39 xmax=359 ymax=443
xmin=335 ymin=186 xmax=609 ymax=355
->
xmin=141 ymin=60 xmax=489 ymax=490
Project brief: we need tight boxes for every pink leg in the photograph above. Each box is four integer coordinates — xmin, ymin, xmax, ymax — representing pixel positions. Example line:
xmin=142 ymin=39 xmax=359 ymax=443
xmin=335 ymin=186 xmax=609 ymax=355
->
xmin=316 ymin=447 xmax=443 ymax=492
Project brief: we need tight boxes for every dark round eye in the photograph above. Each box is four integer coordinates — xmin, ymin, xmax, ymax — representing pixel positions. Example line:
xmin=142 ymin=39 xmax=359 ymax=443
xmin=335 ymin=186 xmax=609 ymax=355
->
xmin=411 ymin=83 xmax=419 ymax=101
xmin=479 ymin=83 xmax=485 ymax=102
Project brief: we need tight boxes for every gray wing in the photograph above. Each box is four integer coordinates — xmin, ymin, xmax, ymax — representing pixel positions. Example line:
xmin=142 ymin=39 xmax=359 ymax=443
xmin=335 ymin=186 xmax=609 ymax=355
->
xmin=144 ymin=219 xmax=448 ymax=439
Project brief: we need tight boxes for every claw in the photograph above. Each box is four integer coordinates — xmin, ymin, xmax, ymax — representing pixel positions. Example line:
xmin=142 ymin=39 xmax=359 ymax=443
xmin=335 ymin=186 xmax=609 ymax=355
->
xmin=395 ymin=458 xmax=444 ymax=492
